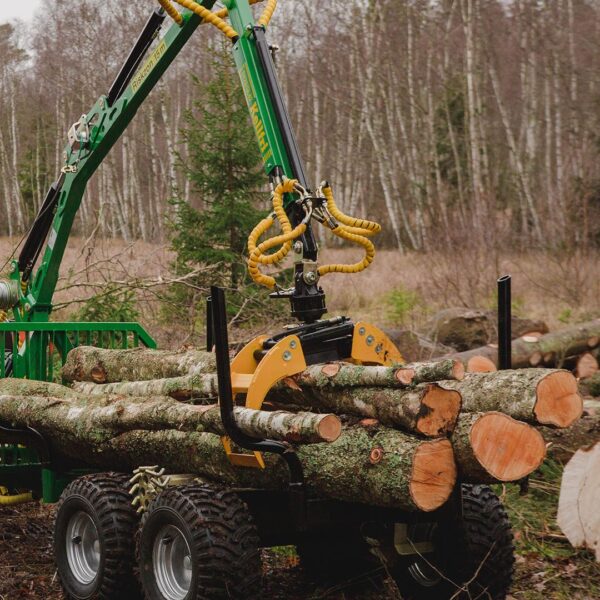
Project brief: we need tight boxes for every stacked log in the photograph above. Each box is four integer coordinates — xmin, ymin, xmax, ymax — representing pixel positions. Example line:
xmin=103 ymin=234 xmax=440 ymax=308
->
xmin=0 ymin=345 xmax=585 ymax=513
xmin=447 ymin=318 xmax=600 ymax=377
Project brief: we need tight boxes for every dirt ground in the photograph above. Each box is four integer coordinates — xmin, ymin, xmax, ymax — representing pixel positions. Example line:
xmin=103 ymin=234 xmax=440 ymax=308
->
xmin=0 ymin=502 xmax=392 ymax=600
xmin=2 ymin=466 xmax=600 ymax=600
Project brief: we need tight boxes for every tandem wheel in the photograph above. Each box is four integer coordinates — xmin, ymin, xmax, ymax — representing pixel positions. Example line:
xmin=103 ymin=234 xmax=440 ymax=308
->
xmin=136 ymin=484 xmax=261 ymax=600
xmin=53 ymin=473 xmax=140 ymax=600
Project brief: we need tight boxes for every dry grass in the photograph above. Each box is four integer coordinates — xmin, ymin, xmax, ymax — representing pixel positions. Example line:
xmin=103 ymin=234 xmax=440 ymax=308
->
xmin=3 ymin=237 xmax=600 ymax=348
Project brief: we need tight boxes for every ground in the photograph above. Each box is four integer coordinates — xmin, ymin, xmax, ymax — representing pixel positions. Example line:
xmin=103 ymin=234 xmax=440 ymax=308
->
xmin=1 ymin=461 xmax=598 ymax=599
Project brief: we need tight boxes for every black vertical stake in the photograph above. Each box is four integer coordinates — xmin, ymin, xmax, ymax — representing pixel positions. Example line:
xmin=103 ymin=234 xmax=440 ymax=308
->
xmin=206 ymin=297 xmax=213 ymax=352
xmin=498 ymin=275 xmax=512 ymax=370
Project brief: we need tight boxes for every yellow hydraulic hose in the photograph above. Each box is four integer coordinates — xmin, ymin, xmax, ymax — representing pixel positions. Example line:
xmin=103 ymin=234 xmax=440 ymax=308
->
xmin=321 ymin=183 xmax=381 ymax=235
xmin=0 ymin=491 xmax=33 ymax=506
xmin=318 ymin=225 xmax=376 ymax=276
xmin=257 ymin=0 xmax=277 ymax=27
xmin=316 ymin=183 xmax=381 ymax=277
xmin=158 ymin=0 xmax=277 ymax=38
xmin=248 ymin=178 xmax=306 ymax=289
xmin=213 ymin=0 xmax=263 ymax=20
xmin=157 ymin=0 xmax=184 ymax=24
xmin=159 ymin=0 xmax=238 ymax=38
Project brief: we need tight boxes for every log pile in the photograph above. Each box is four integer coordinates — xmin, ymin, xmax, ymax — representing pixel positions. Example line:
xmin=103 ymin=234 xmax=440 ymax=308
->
xmin=446 ymin=318 xmax=600 ymax=379
xmin=0 ymin=345 xmax=585 ymax=513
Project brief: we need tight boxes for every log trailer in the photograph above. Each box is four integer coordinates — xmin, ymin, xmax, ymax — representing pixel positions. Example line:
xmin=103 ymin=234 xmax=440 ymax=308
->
xmin=0 ymin=1 xmax=515 ymax=598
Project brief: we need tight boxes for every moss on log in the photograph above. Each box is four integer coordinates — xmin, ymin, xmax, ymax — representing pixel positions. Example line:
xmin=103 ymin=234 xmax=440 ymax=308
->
xmin=72 ymin=373 xmax=219 ymax=403
xmin=408 ymin=359 xmax=465 ymax=384
xmin=0 ymin=385 xmax=340 ymax=444
xmin=452 ymin=412 xmax=546 ymax=482
xmin=440 ymin=369 xmax=582 ymax=427
xmin=62 ymin=346 xmax=216 ymax=383
xmin=270 ymin=382 xmax=462 ymax=437
xmin=0 ymin=393 xmax=455 ymax=510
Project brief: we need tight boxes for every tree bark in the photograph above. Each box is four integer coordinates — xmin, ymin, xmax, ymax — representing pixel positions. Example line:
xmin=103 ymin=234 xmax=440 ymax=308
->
xmin=270 ymin=382 xmax=462 ymax=437
xmin=542 ymin=400 xmax=600 ymax=463
xmin=0 ymin=387 xmax=340 ymax=445
xmin=451 ymin=411 xmax=546 ymax=483
xmin=0 ymin=391 xmax=456 ymax=511
xmin=72 ymin=373 xmax=219 ymax=403
xmin=448 ymin=319 xmax=600 ymax=370
xmin=290 ymin=359 xmax=464 ymax=389
xmin=424 ymin=307 xmax=548 ymax=352
xmin=62 ymin=346 xmax=216 ymax=383
xmin=440 ymin=369 xmax=582 ymax=427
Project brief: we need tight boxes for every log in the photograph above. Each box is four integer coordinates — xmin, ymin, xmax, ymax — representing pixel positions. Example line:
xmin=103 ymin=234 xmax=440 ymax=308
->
xmin=292 ymin=359 xmax=464 ymax=389
xmin=424 ymin=307 xmax=548 ymax=351
xmin=557 ymin=441 xmax=600 ymax=561
xmin=440 ymin=369 xmax=582 ymax=427
xmin=543 ymin=400 xmax=600 ymax=462
xmin=0 ymin=388 xmax=341 ymax=445
xmin=451 ymin=412 xmax=546 ymax=483
xmin=72 ymin=373 xmax=219 ymax=403
xmin=383 ymin=328 xmax=455 ymax=362
xmin=270 ymin=382 xmax=462 ymax=437
xmin=465 ymin=355 xmax=497 ymax=373
xmin=71 ymin=359 xmax=464 ymax=404
xmin=573 ymin=352 xmax=599 ymax=379
xmin=0 ymin=390 xmax=456 ymax=511
xmin=62 ymin=346 xmax=216 ymax=383
xmin=448 ymin=318 xmax=600 ymax=370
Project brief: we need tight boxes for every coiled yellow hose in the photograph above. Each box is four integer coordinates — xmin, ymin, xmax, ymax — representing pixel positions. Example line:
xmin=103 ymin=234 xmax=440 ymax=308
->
xmin=248 ymin=178 xmax=306 ymax=289
xmin=321 ymin=183 xmax=381 ymax=235
xmin=0 ymin=491 xmax=33 ymax=506
xmin=316 ymin=183 xmax=380 ymax=277
xmin=159 ymin=0 xmax=274 ymax=36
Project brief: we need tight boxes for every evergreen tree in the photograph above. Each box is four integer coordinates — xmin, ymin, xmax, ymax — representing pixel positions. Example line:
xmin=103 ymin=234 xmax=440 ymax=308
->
xmin=167 ymin=45 xmax=270 ymax=329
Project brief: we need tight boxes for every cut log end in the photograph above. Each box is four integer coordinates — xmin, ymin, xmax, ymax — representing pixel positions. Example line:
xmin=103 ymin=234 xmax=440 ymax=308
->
xmin=417 ymin=385 xmax=461 ymax=437
xmin=466 ymin=355 xmax=497 ymax=373
xmin=395 ymin=368 xmax=415 ymax=385
xmin=451 ymin=360 xmax=466 ymax=381
xmin=470 ymin=412 xmax=547 ymax=481
xmin=576 ymin=353 xmax=599 ymax=380
xmin=317 ymin=414 xmax=343 ymax=442
xmin=535 ymin=371 xmax=583 ymax=428
xmin=410 ymin=438 xmax=456 ymax=512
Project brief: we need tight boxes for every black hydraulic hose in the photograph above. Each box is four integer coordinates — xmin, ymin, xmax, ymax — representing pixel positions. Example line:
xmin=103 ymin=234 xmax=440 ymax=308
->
xmin=107 ymin=8 xmax=166 ymax=106
xmin=498 ymin=275 xmax=512 ymax=370
xmin=210 ymin=286 xmax=305 ymax=492
xmin=18 ymin=176 xmax=64 ymax=282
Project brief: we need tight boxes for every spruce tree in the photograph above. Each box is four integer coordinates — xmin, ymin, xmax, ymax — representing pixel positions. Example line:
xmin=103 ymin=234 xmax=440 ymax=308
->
xmin=168 ymin=44 xmax=270 ymax=328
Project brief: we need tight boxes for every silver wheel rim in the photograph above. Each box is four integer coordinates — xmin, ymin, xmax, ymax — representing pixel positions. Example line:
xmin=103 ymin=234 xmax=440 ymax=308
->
xmin=153 ymin=524 xmax=193 ymax=600
xmin=65 ymin=511 xmax=101 ymax=585
xmin=406 ymin=523 xmax=441 ymax=588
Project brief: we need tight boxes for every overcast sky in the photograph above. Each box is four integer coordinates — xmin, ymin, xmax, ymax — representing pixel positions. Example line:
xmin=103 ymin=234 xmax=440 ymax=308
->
xmin=0 ymin=1 xmax=42 ymax=24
